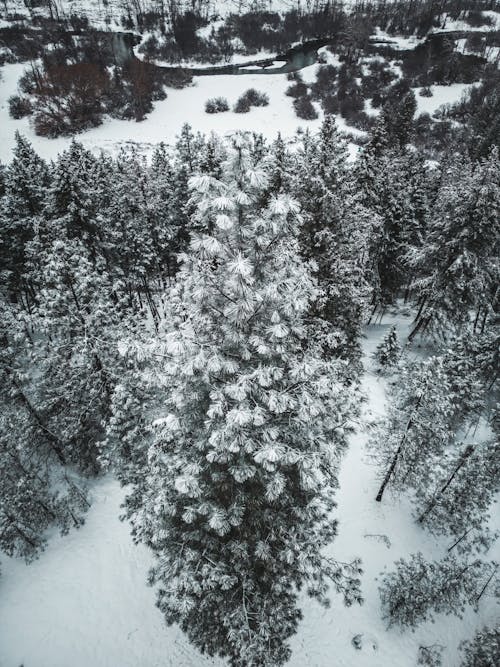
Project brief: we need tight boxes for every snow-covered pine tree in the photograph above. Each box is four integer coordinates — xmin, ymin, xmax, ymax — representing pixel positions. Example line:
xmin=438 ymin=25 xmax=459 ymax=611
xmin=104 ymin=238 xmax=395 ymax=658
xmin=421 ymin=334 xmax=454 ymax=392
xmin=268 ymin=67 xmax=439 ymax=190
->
xmin=0 ymin=132 xmax=51 ymax=302
xmin=442 ymin=328 xmax=498 ymax=422
xmin=147 ymin=142 xmax=182 ymax=282
xmin=417 ymin=644 xmax=444 ymax=667
xmin=265 ymin=132 xmax=293 ymax=197
xmin=126 ymin=134 xmax=362 ymax=666
xmin=0 ymin=302 xmax=89 ymax=561
xmin=42 ymin=140 xmax=117 ymax=274
xmin=101 ymin=147 xmax=158 ymax=296
xmin=459 ymin=626 xmax=500 ymax=666
xmin=381 ymin=89 xmax=417 ymax=149
xmin=379 ymin=552 xmax=493 ymax=629
xmin=355 ymin=117 xmax=390 ymax=209
xmin=175 ymin=122 xmax=206 ymax=173
xmin=408 ymin=147 xmax=500 ymax=341
xmin=102 ymin=360 xmax=154 ymax=488
xmin=292 ymin=116 xmax=372 ymax=367
xmin=372 ymin=345 xmax=487 ymax=503
xmin=24 ymin=230 xmax=125 ymax=473
xmin=355 ymin=122 xmax=432 ymax=317
xmin=373 ymin=325 xmax=401 ymax=370
xmin=373 ymin=356 xmax=455 ymax=502
xmin=415 ymin=438 xmax=499 ymax=543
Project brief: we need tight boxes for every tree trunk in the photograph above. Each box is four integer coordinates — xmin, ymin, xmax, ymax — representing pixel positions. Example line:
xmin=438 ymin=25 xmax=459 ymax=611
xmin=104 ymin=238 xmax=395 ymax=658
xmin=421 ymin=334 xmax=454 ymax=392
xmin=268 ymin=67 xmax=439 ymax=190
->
xmin=375 ymin=394 xmax=424 ymax=502
xmin=447 ymin=527 xmax=472 ymax=553
xmin=7 ymin=369 xmax=67 ymax=466
xmin=476 ymin=564 xmax=498 ymax=604
xmin=408 ymin=312 xmax=432 ymax=342
xmin=367 ymin=301 xmax=378 ymax=325
xmin=417 ymin=445 xmax=474 ymax=524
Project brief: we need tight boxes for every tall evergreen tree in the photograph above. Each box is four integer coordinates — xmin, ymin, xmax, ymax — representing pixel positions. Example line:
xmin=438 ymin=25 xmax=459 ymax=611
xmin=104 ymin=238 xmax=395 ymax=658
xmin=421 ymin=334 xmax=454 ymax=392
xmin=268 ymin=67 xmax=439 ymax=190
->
xmin=379 ymin=552 xmax=495 ymax=629
xmin=408 ymin=148 xmax=500 ymax=340
xmin=372 ymin=349 xmax=485 ymax=503
xmin=373 ymin=356 xmax=456 ymax=502
xmin=355 ymin=122 xmax=432 ymax=313
xmin=373 ymin=325 xmax=401 ymax=371
xmin=0 ymin=132 xmax=51 ymax=302
xmin=175 ymin=123 xmax=206 ymax=173
xmin=460 ymin=626 xmax=500 ymax=667
xmin=293 ymin=116 xmax=372 ymax=366
xmin=24 ymin=229 xmax=125 ymax=473
xmin=415 ymin=438 xmax=499 ymax=543
xmin=0 ymin=302 xmax=89 ymax=561
xmin=124 ymin=135 xmax=362 ymax=666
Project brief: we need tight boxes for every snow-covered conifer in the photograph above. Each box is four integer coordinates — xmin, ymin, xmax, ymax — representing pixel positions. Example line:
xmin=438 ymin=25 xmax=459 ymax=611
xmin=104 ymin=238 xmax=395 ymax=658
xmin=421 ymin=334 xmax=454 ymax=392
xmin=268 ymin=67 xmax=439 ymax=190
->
xmin=417 ymin=644 xmax=444 ymax=667
xmin=379 ymin=553 xmax=492 ymax=628
xmin=266 ymin=132 xmax=293 ymax=196
xmin=373 ymin=326 xmax=401 ymax=370
xmin=175 ymin=123 xmax=206 ymax=173
xmin=0 ymin=302 xmax=89 ymax=561
xmin=0 ymin=133 xmax=50 ymax=300
xmin=373 ymin=345 xmax=487 ymax=503
xmin=408 ymin=148 xmax=500 ymax=341
xmin=126 ymin=134 xmax=362 ymax=666
xmin=415 ymin=439 xmax=499 ymax=543
xmin=25 ymin=232 xmax=124 ymax=473
xmin=459 ymin=626 xmax=500 ymax=666
xmin=373 ymin=356 xmax=455 ymax=502
xmin=292 ymin=116 xmax=372 ymax=366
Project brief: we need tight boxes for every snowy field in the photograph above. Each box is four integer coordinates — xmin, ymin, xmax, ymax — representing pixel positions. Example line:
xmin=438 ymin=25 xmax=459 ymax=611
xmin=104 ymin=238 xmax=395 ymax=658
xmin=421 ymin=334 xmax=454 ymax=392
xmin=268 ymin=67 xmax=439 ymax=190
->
xmin=0 ymin=61 xmax=360 ymax=164
xmin=0 ymin=59 xmax=481 ymax=165
xmin=413 ymin=83 xmax=478 ymax=116
xmin=1 ymin=309 xmax=498 ymax=667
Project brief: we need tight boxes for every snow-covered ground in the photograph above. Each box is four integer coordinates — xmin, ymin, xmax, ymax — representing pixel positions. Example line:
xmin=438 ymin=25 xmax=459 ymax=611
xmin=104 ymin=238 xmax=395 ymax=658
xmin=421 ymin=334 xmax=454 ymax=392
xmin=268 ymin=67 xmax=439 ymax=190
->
xmin=370 ymin=27 xmax=425 ymax=51
xmin=133 ymin=46 xmax=279 ymax=70
xmin=413 ymin=82 xmax=478 ymax=116
xmin=1 ymin=308 xmax=497 ymax=667
xmin=430 ymin=10 xmax=500 ymax=33
xmin=0 ymin=62 xmax=365 ymax=164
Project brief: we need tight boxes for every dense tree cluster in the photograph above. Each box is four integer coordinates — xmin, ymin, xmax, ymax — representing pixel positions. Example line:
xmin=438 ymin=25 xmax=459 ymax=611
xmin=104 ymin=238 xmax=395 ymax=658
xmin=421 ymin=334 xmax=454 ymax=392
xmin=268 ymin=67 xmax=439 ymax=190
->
xmin=0 ymin=102 xmax=498 ymax=662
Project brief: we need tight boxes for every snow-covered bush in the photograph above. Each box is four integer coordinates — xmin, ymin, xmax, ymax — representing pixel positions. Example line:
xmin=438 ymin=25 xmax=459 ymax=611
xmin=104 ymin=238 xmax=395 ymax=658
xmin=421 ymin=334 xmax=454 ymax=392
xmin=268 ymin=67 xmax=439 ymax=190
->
xmin=293 ymin=95 xmax=318 ymax=119
xmin=234 ymin=88 xmax=269 ymax=112
xmin=286 ymin=81 xmax=308 ymax=98
xmin=8 ymin=94 xmax=32 ymax=119
xmin=205 ymin=96 xmax=229 ymax=113
xmin=233 ymin=94 xmax=252 ymax=113
xmin=244 ymin=88 xmax=269 ymax=106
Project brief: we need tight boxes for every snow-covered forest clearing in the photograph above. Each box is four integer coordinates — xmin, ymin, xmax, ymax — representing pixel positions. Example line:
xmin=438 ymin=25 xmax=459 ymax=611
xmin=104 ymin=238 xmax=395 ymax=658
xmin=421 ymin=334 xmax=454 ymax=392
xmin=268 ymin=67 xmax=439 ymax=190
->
xmin=0 ymin=1 xmax=499 ymax=666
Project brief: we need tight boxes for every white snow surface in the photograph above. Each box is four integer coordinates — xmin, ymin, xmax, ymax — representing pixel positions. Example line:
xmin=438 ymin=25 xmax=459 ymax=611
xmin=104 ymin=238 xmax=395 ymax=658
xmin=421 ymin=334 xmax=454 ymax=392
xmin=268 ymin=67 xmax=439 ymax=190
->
xmin=1 ymin=308 xmax=498 ymax=667
xmin=370 ymin=27 xmax=424 ymax=51
xmin=413 ymin=83 xmax=477 ymax=116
